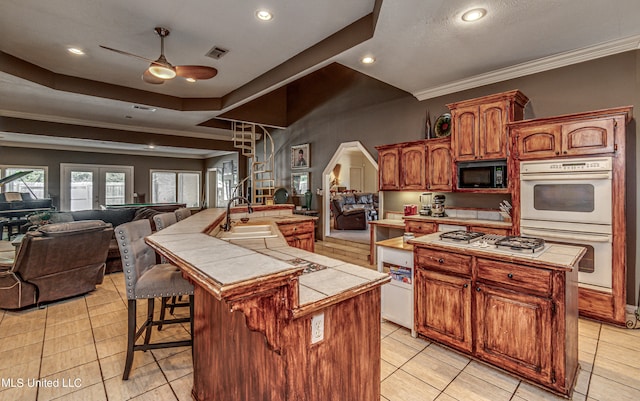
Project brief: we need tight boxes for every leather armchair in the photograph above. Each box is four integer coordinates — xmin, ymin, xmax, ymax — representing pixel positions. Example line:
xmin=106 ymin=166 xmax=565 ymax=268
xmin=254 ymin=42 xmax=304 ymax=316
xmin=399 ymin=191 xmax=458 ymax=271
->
xmin=332 ymin=197 xmax=367 ymax=230
xmin=0 ymin=220 xmax=113 ymax=309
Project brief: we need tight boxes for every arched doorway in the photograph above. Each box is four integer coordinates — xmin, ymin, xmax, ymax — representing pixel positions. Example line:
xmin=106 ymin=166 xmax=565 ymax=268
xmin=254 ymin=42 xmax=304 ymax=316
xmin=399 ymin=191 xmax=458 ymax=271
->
xmin=321 ymin=141 xmax=378 ymax=242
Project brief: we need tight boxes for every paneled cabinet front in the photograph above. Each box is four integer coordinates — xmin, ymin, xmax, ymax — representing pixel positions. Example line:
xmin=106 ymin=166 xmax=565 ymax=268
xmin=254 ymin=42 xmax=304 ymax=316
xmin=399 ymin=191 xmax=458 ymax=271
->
xmin=512 ymin=116 xmax=617 ymax=160
xmin=415 ymin=268 xmax=472 ymax=353
xmin=413 ymin=246 xmax=576 ymax=396
xmin=448 ymin=90 xmax=528 ymax=162
xmin=376 ymin=139 xmax=452 ymax=192
xmin=277 ymin=221 xmax=315 ymax=252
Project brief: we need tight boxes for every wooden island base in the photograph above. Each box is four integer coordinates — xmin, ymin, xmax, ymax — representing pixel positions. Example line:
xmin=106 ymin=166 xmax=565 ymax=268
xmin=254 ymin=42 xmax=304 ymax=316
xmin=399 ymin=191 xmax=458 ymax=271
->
xmin=191 ymin=283 xmax=381 ymax=401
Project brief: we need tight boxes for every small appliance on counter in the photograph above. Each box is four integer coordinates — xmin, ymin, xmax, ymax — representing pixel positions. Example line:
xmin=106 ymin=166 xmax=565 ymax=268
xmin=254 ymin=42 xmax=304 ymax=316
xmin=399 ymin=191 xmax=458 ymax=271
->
xmin=403 ymin=204 xmax=418 ymax=216
xmin=431 ymin=194 xmax=446 ymax=217
xmin=419 ymin=192 xmax=432 ymax=216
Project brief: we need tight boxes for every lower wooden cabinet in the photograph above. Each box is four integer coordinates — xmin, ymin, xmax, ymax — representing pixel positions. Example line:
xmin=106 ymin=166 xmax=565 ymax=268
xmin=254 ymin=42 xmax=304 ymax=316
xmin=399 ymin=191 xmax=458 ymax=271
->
xmin=414 ymin=246 xmax=578 ymax=396
xmin=415 ymin=268 xmax=472 ymax=353
xmin=277 ymin=220 xmax=315 ymax=252
xmin=474 ymin=283 xmax=554 ymax=385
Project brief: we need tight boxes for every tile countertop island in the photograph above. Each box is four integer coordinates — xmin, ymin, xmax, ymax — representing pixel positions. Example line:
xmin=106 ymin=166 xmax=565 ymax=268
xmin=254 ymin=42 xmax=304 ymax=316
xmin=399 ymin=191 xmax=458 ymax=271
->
xmin=146 ymin=205 xmax=389 ymax=401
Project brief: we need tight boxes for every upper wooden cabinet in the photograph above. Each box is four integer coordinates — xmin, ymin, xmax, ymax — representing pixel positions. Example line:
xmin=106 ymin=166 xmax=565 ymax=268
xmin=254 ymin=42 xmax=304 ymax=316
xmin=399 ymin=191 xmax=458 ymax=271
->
xmin=377 ymin=146 xmax=401 ymax=190
xmin=427 ymin=139 xmax=453 ymax=191
xmin=511 ymin=111 xmax=622 ymax=160
xmin=448 ymin=90 xmax=529 ymax=161
xmin=376 ymin=138 xmax=452 ymax=191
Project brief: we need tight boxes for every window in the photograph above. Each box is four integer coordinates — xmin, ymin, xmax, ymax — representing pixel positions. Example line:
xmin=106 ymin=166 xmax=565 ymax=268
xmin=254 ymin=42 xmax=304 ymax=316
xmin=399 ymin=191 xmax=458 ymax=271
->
xmin=151 ymin=170 xmax=201 ymax=208
xmin=1 ymin=166 xmax=48 ymax=198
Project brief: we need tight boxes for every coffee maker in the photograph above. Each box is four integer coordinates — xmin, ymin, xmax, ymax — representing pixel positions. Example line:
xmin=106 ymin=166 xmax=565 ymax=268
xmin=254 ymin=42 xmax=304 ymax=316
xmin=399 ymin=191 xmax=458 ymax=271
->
xmin=419 ymin=193 xmax=432 ymax=216
xmin=431 ymin=194 xmax=446 ymax=217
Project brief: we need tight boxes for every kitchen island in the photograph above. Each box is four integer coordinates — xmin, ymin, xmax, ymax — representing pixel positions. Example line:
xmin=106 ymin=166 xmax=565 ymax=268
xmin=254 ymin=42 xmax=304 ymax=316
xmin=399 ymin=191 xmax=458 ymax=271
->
xmin=146 ymin=205 xmax=389 ymax=401
xmin=409 ymin=232 xmax=585 ymax=397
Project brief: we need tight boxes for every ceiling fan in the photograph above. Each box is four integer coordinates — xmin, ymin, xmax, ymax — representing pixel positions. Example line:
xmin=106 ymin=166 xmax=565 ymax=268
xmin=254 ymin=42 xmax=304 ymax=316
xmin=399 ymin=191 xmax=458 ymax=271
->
xmin=100 ymin=27 xmax=218 ymax=84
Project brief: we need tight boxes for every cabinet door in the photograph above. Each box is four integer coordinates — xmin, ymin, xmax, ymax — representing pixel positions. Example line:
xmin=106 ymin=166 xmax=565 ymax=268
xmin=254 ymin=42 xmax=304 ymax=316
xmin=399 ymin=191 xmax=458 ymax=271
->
xmin=479 ymin=101 xmax=509 ymax=160
xmin=427 ymin=142 xmax=453 ymax=191
xmin=378 ymin=147 xmax=400 ymax=190
xmin=474 ymin=283 xmax=554 ymax=385
xmin=561 ymin=118 xmax=615 ymax=156
xmin=513 ymin=124 xmax=562 ymax=160
xmin=415 ymin=269 xmax=472 ymax=353
xmin=451 ymin=105 xmax=479 ymax=161
xmin=400 ymin=144 xmax=426 ymax=190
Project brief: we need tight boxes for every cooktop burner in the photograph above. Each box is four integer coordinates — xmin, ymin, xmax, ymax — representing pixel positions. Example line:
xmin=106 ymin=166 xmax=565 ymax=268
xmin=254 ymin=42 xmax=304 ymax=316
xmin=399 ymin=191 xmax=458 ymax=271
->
xmin=494 ymin=236 xmax=545 ymax=253
xmin=439 ymin=230 xmax=485 ymax=243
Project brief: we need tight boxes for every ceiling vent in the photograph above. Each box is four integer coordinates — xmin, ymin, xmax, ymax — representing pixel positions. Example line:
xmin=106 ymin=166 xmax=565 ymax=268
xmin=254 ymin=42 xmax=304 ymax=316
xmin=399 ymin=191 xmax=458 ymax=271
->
xmin=132 ymin=105 xmax=156 ymax=112
xmin=206 ymin=46 xmax=229 ymax=60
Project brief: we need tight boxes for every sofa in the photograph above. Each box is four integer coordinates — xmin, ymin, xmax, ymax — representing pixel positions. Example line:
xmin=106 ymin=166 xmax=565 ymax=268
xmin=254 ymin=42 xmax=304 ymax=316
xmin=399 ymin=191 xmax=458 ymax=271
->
xmin=25 ymin=207 xmax=168 ymax=273
xmin=0 ymin=220 xmax=113 ymax=309
xmin=331 ymin=192 xmax=379 ymax=230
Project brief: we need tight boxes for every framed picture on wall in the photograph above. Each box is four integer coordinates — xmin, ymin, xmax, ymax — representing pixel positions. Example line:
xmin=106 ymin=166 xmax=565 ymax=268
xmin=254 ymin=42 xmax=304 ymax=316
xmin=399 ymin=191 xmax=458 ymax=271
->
xmin=291 ymin=172 xmax=309 ymax=196
xmin=291 ymin=143 xmax=310 ymax=169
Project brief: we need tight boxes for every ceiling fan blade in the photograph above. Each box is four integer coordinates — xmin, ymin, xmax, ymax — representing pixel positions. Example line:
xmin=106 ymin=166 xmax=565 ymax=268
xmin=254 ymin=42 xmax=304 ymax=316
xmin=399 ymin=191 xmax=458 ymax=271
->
xmin=99 ymin=45 xmax=158 ymax=64
xmin=142 ymin=70 xmax=164 ymax=84
xmin=176 ymin=65 xmax=218 ymax=80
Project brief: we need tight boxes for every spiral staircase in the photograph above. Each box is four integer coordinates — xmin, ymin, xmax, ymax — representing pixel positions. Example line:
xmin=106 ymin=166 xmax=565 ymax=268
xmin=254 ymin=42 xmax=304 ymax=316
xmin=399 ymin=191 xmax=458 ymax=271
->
xmin=231 ymin=122 xmax=275 ymax=204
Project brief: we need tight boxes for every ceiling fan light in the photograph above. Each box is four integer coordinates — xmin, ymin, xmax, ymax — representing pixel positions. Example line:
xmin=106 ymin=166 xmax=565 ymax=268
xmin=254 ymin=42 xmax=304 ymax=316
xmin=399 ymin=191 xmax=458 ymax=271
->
xmin=148 ymin=64 xmax=176 ymax=79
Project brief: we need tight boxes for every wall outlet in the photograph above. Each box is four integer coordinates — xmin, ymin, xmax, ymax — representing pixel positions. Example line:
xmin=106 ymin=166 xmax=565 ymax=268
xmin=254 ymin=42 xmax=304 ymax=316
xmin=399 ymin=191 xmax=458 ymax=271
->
xmin=311 ymin=313 xmax=325 ymax=344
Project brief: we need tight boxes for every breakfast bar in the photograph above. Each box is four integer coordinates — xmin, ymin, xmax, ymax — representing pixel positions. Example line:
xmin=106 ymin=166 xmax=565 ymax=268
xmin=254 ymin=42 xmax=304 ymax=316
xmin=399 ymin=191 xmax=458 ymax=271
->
xmin=146 ymin=206 xmax=389 ymax=401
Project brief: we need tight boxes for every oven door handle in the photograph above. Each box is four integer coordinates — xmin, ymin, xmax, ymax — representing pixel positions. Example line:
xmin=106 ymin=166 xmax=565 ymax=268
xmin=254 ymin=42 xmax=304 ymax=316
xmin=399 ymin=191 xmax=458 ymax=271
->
xmin=520 ymin=172 xmax=612 ymax=181
xmin=521 ymin=228 xmax=612 ymax=243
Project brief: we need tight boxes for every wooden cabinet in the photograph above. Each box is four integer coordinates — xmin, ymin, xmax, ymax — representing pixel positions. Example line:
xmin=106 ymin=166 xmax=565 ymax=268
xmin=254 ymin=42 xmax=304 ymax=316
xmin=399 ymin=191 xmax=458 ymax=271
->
xmin=448 ymin=90 xmax=528 ymax=162
xmin=415 ymin=268 xmax=472 ymax=352
xmin=377 ymin=146 xmax=400 ymax=190
xmin=512 ymin=115 xmax=617 ymax=160
xmin=474 ymin=283 xmax=554 ymax=385
xmin=426 ymin=138 xmax=453 ymax=191
xmin=376 ymin=138 xmax=452 ymax=192
xmin=413 ymin=246 xmax=578 ymax=396
xmin=400 ymin=143 xmax=426 ymax=190
xmin=277 ymin=220 xmax=315 ymax=252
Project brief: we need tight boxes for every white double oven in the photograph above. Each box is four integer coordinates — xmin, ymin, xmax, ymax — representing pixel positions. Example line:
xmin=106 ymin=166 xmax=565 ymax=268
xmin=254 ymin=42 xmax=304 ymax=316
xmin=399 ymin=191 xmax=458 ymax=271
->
xmin=520 ymin=157 xmax=614 ymax=292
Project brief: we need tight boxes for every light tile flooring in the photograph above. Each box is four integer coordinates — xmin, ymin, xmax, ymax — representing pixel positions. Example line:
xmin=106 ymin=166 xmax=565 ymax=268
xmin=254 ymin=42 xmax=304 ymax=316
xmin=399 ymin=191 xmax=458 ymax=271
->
xmin=0 ymin=271 xmax=639 ymax=401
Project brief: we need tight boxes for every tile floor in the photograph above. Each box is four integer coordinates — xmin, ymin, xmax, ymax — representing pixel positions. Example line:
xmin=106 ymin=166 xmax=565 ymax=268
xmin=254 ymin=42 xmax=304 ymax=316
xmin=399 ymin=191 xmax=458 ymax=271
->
xmin=0 ymin=271 xmax=639 ymax=401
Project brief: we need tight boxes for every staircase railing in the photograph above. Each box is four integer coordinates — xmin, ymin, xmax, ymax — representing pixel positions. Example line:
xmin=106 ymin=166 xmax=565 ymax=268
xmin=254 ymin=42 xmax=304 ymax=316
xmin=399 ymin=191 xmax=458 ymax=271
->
xmin=231 ymin=122 xmax=275 ymax=205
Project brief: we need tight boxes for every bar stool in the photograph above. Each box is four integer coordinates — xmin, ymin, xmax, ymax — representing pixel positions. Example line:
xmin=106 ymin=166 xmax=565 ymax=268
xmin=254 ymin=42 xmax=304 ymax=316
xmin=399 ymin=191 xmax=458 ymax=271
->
xmin=174 ymin=208 xmax=191 ymax=221
xmin=114 ymin=219 xmax=194 ymax=380
xmin=152 ymin=212 xmax=185 ymax=326
xmin=152 ymin=212 xmax=177 ymax=231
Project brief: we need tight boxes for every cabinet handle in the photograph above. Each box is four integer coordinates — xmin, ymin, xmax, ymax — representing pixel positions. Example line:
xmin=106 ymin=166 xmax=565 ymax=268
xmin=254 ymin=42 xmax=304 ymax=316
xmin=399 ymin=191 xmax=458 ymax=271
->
xmin=438 ymin=258 xmax=444 ymax=264
xmin=476 ymin=287 xmax=481 ymax=292
xmin=507 ymin=273 xmax=514 ymax=279
xmin=463 ymin=284 xmax=468 ymax=288
xmin=563 ymin=151 xmax=568 ymax=154
xmin=555 ymin=151 xmax=559 ymax=155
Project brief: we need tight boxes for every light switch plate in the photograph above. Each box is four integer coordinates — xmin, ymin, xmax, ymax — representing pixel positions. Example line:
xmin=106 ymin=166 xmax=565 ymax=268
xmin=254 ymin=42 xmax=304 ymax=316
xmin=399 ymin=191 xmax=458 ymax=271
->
xmin=311 ymin=313 xmax=324 ymax=344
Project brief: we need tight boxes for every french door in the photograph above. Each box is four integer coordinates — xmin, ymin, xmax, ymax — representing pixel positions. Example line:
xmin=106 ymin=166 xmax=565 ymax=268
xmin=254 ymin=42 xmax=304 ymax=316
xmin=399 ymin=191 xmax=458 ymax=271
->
xmin=60 ymin=164 xmax=134 ymax=211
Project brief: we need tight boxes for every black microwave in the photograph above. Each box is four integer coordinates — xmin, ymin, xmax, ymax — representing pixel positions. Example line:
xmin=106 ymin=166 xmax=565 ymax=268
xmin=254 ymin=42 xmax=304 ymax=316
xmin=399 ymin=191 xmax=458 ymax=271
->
xmin=457 ymin=160 xmax=507 ymax=189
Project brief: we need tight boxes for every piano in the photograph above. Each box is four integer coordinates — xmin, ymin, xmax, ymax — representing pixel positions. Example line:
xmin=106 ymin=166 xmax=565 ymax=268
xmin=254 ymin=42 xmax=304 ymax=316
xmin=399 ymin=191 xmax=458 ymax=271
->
xmin=0 ymin=170 xmax=53 ymax=219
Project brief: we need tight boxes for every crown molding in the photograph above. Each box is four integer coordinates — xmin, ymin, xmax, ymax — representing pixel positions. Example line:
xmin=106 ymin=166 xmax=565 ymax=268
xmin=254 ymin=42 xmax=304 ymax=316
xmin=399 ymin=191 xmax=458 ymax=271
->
xmin=413 ymin=34 xmax=640 ymax=101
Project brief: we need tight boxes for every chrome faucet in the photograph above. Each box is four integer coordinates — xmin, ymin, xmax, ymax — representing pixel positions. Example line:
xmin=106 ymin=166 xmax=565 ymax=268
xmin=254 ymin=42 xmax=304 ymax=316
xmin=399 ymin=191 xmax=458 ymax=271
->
xmin=221 ymin=196 xmax=253 ymax=231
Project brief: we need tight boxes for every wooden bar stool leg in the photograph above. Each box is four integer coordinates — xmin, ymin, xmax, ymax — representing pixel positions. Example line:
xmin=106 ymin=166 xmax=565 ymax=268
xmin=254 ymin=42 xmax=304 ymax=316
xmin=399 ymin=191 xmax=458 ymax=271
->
xmin=143 ymin=298 xmax=154 ymax=345
xmin=123 ymin=299 xmax=137 ymax=380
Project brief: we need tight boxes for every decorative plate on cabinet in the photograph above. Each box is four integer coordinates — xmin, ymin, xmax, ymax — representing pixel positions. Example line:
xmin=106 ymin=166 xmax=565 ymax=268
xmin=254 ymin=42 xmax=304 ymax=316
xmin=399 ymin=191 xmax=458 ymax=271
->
xmin=273 ymin=187 xmax=289 ymax=204
xmin=434 ymin=113 xmax=452 ymax=137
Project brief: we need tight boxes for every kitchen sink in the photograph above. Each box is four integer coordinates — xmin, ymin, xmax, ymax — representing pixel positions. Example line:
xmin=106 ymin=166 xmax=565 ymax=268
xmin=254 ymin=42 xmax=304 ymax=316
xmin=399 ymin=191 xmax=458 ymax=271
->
xmin=218 ymin=224 xmax=278 ymax=240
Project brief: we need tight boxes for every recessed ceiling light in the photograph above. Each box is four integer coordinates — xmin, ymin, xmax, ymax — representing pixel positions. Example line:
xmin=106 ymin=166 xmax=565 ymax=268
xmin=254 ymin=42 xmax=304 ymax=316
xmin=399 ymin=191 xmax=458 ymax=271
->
xmin=68 ymin=47 xmax=85 ymax=55
xmin=148 ymin=145 xmax=156 ymax=149
xmin=256 ymin=10 xmax=273 ymax=21
xmin=185 ymin=77 xmax=196 ymax=83
xmin=461 ymin=8 xmax=486 ymax=22
xmin=361 ymin=56 xmax=375 ymax=64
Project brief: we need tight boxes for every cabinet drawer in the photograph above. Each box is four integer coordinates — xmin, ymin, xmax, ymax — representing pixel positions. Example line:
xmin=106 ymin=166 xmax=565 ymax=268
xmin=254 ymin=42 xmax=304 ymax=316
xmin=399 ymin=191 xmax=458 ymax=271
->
xmin=415 ymin=248 xmax=471 ymax=276
xmin=405 ymin=221 xmax=437 ymax=235
xmin=469 ymin=226 xmax=510 ymax=236
xmin=278 ymin=221 xmax=314 ymax=237
xmin=476 ymin=258 xmax=552 ymax=296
